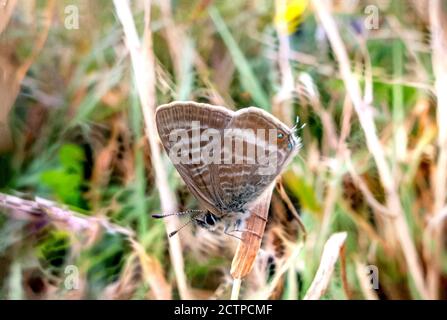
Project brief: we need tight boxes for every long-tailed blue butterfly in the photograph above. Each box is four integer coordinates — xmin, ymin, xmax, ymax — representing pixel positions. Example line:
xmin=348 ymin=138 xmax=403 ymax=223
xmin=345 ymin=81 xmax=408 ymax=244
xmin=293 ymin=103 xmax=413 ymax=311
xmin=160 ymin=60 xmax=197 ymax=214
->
xmin=153 ymin=101 xmax=301 ymax=239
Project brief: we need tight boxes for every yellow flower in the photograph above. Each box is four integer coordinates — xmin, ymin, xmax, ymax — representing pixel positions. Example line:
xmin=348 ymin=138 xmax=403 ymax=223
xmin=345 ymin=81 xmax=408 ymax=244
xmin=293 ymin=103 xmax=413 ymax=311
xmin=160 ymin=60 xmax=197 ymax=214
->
xmin=274 ymin=0 xmax=309 ymax=35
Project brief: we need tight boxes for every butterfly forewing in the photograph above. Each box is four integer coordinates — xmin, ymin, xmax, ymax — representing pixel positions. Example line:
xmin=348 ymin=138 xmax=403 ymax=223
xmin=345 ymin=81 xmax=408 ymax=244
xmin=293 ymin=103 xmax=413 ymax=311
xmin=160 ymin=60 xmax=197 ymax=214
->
xmin=156 ymin=102 xmax=232 ymax=215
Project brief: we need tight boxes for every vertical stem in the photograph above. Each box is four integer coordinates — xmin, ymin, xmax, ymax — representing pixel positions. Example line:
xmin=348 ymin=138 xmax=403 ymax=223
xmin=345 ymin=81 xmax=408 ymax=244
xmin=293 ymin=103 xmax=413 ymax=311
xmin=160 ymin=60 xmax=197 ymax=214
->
xmin=427 ymin=0 xmax=447 ymax=299
xmin=392 ymin=36 xmax=406 ymax=162
xmin=231 ymin=278 xmax=242 ymax=300
xmin=113 ymin=0 xmax=191 ymax=299
xmin=311 ymin=0 xmax=428 ymax=299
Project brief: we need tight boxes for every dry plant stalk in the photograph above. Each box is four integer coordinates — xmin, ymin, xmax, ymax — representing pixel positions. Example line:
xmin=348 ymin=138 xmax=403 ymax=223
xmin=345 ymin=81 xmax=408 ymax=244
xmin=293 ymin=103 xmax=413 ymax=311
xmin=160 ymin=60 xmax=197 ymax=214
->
xmin=303 ymin=232 xmax=347 ymax=300
xmin=113 ymin=0 xmax=191 ymax=299
xmin=247 ymin=242 xmax=303 ymax=299
xmin=0 ymin=0 xmax=17 ymax=34
xmin=0 ymin=0 xmax=54 ymax=153
xmin=311 ymin=0 xmax=429 ymax=299
xmin=276 ymin=180 xmax=306 ymax=237
xmin=230 ymin=185 xmax=274 ymax=299
xmin=272 ymin=0 xmax=295 ymax=126
xmin=354 ymin=259 xmax=379 ymax=300
xmin=0 ymin=192 xmax=134 ymax=238
xmin=427 ymin=0 xmax=447 ymax=299
xmin=130 ymin=239 xmax=172 ymax=300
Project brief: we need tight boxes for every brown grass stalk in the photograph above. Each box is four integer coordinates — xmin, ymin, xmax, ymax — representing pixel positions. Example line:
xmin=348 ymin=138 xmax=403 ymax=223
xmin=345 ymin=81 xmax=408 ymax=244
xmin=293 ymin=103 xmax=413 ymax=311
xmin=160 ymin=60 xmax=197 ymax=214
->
xmin=157 ymin=0 xmax=183 ymax=80
xmin=311 ymin=0 xmax=429 ymax=299
xmin=130 ymin=239 xmax=172 ymax=300
xmin=113 ymin=0 xmax=191 ymax=299
xmin=156 ymin=1 xmax=227 ymax=107
xmin=354 ymin=259 xmax=379 ymax=300
xmin=272 ymin=0 xmax=295 ymax=125
xmin=303 ymin=232 xmax=347 ymax=300
xmin=248 ymin=242 xmax=303 ymax=299
xmin=426 ymin=0 xmax=447 ymax=299
xmin=0 ymin=192 xmax=134 ymax=238
xmin=0 ymin=0 xmax=17 ymax=34
xmin=0 ymin=0 xmax=54 ymax=153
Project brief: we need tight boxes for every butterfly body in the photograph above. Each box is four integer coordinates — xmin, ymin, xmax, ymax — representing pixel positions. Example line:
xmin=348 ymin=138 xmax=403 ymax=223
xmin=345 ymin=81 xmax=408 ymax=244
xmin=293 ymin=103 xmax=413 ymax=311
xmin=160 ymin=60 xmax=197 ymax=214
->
xmin=186 ymin=208 xmax=247 ymax=236
xmin=155 ymin=101 xmax=301 ymax=237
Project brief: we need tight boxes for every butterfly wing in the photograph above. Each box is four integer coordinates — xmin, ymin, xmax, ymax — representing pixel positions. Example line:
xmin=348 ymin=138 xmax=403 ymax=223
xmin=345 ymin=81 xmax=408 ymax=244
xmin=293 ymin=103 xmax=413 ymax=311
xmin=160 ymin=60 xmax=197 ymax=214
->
xmin=216 ymin=107 xmax=299 ymax=212
xmin=155 ymin=101 xmax=233 ymax=216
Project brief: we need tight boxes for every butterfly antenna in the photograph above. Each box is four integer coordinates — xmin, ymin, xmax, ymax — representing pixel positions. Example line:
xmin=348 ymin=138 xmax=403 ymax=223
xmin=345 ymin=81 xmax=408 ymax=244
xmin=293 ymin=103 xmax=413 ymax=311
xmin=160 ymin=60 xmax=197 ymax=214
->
xmin=168 ymin=218 xmax=194 ymax=238
xmin=152 ymin=209 xmax=204 ymax=219
xmin=292 ymin=116 xmax=306 ymax=133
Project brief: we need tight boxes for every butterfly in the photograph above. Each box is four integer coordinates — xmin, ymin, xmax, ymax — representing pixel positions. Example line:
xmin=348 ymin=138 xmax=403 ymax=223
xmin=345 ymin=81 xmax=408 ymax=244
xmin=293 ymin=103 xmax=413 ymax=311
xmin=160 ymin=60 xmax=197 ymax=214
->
xmin=152 ymin=101 xmax=301 ymax=239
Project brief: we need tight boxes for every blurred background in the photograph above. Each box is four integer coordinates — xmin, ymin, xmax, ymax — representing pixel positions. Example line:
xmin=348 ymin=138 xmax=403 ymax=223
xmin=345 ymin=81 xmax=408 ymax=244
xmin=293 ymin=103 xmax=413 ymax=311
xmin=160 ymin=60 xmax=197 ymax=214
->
xmin=0 ymin=0 xmax=446 ymax=300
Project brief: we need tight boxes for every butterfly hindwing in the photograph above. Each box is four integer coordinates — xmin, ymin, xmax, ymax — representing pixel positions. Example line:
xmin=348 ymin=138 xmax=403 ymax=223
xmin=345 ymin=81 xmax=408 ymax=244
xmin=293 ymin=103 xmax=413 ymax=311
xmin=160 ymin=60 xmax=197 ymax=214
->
xmin=215 ymin=107 xmax=296 ymax=212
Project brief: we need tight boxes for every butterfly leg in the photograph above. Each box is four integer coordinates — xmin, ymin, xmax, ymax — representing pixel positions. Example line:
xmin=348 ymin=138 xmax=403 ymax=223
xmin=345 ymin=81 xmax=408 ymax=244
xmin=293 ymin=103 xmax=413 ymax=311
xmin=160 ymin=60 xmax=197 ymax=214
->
xmin=226 ymin=229 xmax=263 ymax=240
xmin=223 ymin=227 xmax=243 ymax=241
xmin=254 ymin=213 xmax=267 ymax=222
xmin=222 ymin=219 xmax=243 ymax=240
xmin=224 ymin=221 xmax=263 ymax=240
xmin=243 ymin=208 xmax=267 ymax=222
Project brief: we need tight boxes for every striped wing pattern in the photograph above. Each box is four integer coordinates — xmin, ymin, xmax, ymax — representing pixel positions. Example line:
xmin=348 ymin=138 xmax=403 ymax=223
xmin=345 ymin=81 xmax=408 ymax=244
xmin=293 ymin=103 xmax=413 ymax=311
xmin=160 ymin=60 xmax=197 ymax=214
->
xmin=217 ymin=108 xmax=293 ymax=213
xmin=155 ymin=102 xmax=298 ymax=217
xmin=156 ymin=102 xmax=232 ymax=216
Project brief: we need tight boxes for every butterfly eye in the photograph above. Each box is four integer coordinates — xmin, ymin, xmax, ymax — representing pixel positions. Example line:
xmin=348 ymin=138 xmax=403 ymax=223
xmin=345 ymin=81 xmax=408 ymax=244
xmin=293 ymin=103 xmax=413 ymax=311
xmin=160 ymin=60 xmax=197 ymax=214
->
xmin=277 ymin=132 xmax=284 ymax=139
xmin=205 ymin=213 xmax=216 ymax=226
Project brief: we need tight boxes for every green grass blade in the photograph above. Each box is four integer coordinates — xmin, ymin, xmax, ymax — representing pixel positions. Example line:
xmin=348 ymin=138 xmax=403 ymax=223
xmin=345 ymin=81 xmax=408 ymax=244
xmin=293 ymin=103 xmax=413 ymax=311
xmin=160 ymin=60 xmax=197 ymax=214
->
xmin=209 ymin=6 xmax=270 ymax=109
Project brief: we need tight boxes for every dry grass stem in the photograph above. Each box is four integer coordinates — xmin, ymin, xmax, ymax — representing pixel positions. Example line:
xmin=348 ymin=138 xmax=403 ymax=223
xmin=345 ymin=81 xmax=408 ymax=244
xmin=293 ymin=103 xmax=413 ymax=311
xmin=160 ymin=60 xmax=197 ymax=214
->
xmin=248 ymin=242 xmax=303 ymax=299
xmin=0 ymin=0 xmax=54 ymax=153
xmin=113 ymin=0 xmax=190 ymax=299
xmin=130 ymin=239 xmax=172 ymax=300
xmin=276 ymin=181 xmax=306 ymax=238
xmin=303 ymin=232 xmax=347 ymax=300
xmin=426 ymin=0 xmax=447 ymax=299
xmin=354 ymin=259 xmax=379 ymax=300
xmin=0 ymin=192 xmax=134 ymax=237
xmin=312 ymin=0 xmax=429 ymax=299
xmin=0 ymin=0 xmax=17 ymax=34
xmin=230 ymin=278 xmax=242 ymax=300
